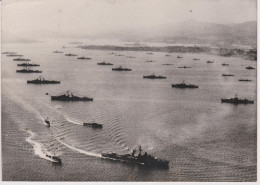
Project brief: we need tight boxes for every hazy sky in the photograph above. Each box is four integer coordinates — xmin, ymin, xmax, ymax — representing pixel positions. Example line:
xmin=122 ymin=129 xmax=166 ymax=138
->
xmin=2 ymin=0 xmax=257 ymax=40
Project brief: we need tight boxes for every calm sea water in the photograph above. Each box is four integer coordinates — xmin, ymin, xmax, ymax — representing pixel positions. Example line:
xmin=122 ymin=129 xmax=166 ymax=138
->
xmin=1 ymin=41 xmax=257 ymax=181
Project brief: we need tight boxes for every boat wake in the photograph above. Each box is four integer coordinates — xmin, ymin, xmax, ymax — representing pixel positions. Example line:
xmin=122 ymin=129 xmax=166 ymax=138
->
xmin=25 ymin=130 xmax=57 ymax=162
xmin=57 ymin=139 xmax=102 ymax=158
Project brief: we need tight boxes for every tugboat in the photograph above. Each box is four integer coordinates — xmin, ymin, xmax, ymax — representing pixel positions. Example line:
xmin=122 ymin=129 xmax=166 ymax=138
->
xmin=53 ymin=51 xmax=64 ymax=53
xmin=13 ymin=58 xmax=30 ymax=61
xmin=222 ymin=63 xmax=229 ymax=66
xmin=221 ymin=94 xmax=254 ymax=104
xmin=97 ymin=62 xmax=113 ymax=65
xmin=83 ymin=122 xmax=103 ymax=128
xmin=77 ymin=56 xmax=91 ymax=60
xmin=51 ymin=91 xmax=93 ymax=101
xmin=177 ymin=56 xmax=182 ymax=58
xmin=17 ymin=63 xmax=40 ymax=67
xmin=101 ymin=146 xmax=169 ymax=169
xmin=222 ymin=74 xmax=234 ymax=76
xmin=45 ymin=118 xmax=51 ymax=127
xmin=112 ymin=66 xmax=132 ymax=71
xmin=7 ymin=54 xmax=23 ymax=57
xmin=207 ymin=60 xmax=214 ymax=63
xmin=178 ymin=66 xmax=191 ymax=69
xmin=172 ymin=81 xmax=198 ymax=88
xmin=16 ymin=67 xmax=42 ymax=73
xmin=238 ymin=79 xmax=252 ymax=82
xmin=162 ymin=64 xmax=173 ymax=65
xmin=146 ymin=60 xmax=155 ymax=63
xmin=27 ymin=76 xmax=60 ymax=84
xmin=65 ymin=53 xmax=77 ymax=56
xmin=246 ymin=66 xmax=255 ymax=70
xmin=193 ymin=58 xmax=200 ymax=60
xmin=143 ymin=73 xmax=166 ymax=79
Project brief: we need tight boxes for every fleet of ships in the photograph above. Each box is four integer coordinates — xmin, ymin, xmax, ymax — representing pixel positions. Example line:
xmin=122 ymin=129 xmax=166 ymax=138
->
xmin=2 ymin=46 xmax=255 ymax=169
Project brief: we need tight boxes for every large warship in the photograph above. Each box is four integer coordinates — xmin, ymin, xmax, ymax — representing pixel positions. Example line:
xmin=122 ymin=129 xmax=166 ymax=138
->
xmin=221 ymin=95 xmax=254 ymax=104
xmin=51 ymin=91 xmax=93 ymax=101
xmin=27 ymin=76 xmax=60 ymax=84
xmin=101 ymin=146 xmax=169 ymax=169
xmin=13 ymin=58 xmax=30 ymax=61
xmin=172 ymin=81 xmax=198 ymax=88
xmin=65 ymin=53 xmax=77 ymax=56
xmin=143 ymin=74 xmax=166 ymax=79
xmin=112 ymin=66 xmax=132 ymax=71
xmin=16 ymin=67 xmax=42 ymax=73
xmin=77 ymin=56 xmax=92 ymax=60
xmin=97 ymin=62 xmax=113 ymax=65
xmin=246 ymin=66 xmax=255 ymax=70
xmin=17 ymin=63 xmax=40 ymax=67
xmin=6 ymin=54 xmax=23 ymax=57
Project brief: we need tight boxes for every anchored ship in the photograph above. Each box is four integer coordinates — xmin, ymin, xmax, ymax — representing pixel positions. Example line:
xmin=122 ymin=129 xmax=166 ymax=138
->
xmin=143 ymin=74 xmax=166 ymax=79
xmin=221 ymin=95 xmax=254 ymax=104
xmin=77 ymin=56 xmax=91 ymax=60
xmin=101 ymin=146 xmax=169 ymax=169
xmin=172 ymin=81 xmax=198 ymax=88
xmin=112 ymin=66 xmax=132 ymax=71
xmin=97 ymin=62 xmax=113 ymax=65
xmin=83 ymin=122 xmax=103 ymax=128
xmin=27 ymin=76 xmax=60 ymax=84
xmin=17 ymin=63 xmax=40 ymax=67
xmin=51 ymin=91 xmax=93 ymax=101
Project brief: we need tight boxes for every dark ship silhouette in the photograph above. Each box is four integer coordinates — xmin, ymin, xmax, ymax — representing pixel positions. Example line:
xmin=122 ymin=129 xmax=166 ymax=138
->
xmin=222 ymin=63 xmax=229 ymax=66
xmin=112 ymin=66 xmax=132 ymax=71
xmin=77 ymin=56 xmax=92 ymax=60
xmin=2 ymin=51 xmax=16 ymax=55
xmin=6 ymin=54 xmax=23 ymax=57
xmin=83 ymin=122 xmax=103 ymax=128
xmin=177 ymin=56 xmax=182 ymax=58
xmin=162 ymin=64 xmax=173 ymax=65
xmin=65 ymin=53 xmax=77 ymax=56
xmin=101 ymin=146 xmax=169 ymax=169
xmin=222 ymin=74 xmax=234 ymax=76
xmin=17 ymin=63 xmax=40 ymax=67
xmin=27 ymin=76 xmax=60 ymax=84
xmin=165 ymin=54 xmax=171 ymax=57
xmin=207 ymin=60 xmax=214 ymax=63
xmin=46 ymin=154 xmax=62 ymax=165
xmin=13 ymin=58 xmax=30 ymax=61
xmin=172 ymin=81 xmax=198 ymax=88
xmin=238 ymin=79 xmax=252 ymax=82
xmin=146 ymin=60 xmax=155 ymax=62
xmin=16 ymin=67 xmax=42 ymax=73
xmin=126 ymin=56 xmax=136 ymax=58
xmin=178 ymin=66 xmax=191 ymax=69
xmin=51 ymin=91 xmax=93 ymax=101
xmin=143 ymin=74 xmax=166 ymax=79
xmin=221 ymin=95 xmax=254 ymax=104
xmin=97 ymin=62 xmax=113 ymax=65
xmin=193 ymin=58 xmax=200 ymax=60
xmin=246 ymin=66 xmax=255 ymax=70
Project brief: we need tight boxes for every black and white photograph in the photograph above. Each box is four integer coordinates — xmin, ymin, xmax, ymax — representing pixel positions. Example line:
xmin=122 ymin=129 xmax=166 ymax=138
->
xmin=1 ymin=0 xmax=257 ymax=182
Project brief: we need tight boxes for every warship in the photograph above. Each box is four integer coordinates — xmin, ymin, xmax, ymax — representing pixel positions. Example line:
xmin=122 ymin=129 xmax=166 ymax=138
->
xmin=146 ymin=60 xmax=155 ymax=62
xmin=246 ymin=66 xmax=255 ymax=70
xmin=126 ymin=56 xmax=136 ymax=58
xmin=178 ymin=66 xmax=191 ymax=69
xmin=162 ymin=64 xmax=173 ymax=65
xmin=77 ymin=56 xmax=92 ymax=60
xmin=7 ymin=54 xmax=23 ymax=57
xmin=65 ymin=53 xmax=77 ymax=56
xmin=2 ymin=51 xmax=16 ymax=55
xmin=207 ymin=60 xmax=214 ymax=63
xmin=172 ymin=81 xmax=198 ymax=88
xmin=222 ymin=63 xmax=229 ymax=66
xmin=165 ymin=54 xmax=171 ymax=57
xmin=146 ymin=52 xmax=153 ymax=55
xmin=13 ymin=58 xmax=30 ymax=61
xmin=16 ymin=67 xmax=42 ymax=73
xmin=115 ymin=54 xmax=124 ymax=56
xmin=97 ymin=62 xmax=113 ymax=65
xmin=112 ymin=66 xmax=132 ymax=71
xmin=221 ymin=95 xmax=254 ymax=104
xmin=101 ymin=146 xmax=169 ymax=169
xmin=17 ymin=63 xmax=40 ymax=67
xmin=177 ymin=56 xmax=182 ymax=58
xmin=27 ymin=76 xmax=60 ymax=84
xmin=222 ymin=74 xmax=234 ymax=76
xmin=238 ymin=79 xmax=252 ymax=82
xmin=51 ymin=91 xmax=93 ymax=101
xmin=53 ymin=51 xmax=64 ymax=53
xmin=143 ymin=74 xmax=166 ymax=79
xmin=193 ymin=58 xmax=200 ymax=60
xmin=83 ymin=122 xmax=103 ymax=128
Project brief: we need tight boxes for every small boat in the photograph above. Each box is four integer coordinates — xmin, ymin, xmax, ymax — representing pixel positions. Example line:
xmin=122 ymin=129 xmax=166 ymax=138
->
xmin=238 ymin=79 xmax=252 ymax=82
xmin=97 ymin=62 xmax=113 ymax=65
xmin=13 ymin=58 xmax=30 ymax=61
xmin=53 ymin=51 xmax=64 ymax=53
xmin=27 ymin=76 xmax=60 ymax=84
xmin=65 ymin=53 xmax=77 ymax=56
xmin=77 ymin=56 xmax=91 ymax=60
xmin=207 ymin=60 xmax=214 ymax=63
xmin=112 ymin=66 xmax=132 ymax=71
xmin=193 ymin=58 xmax=200 ymax=60
xmin=178 ymin=66 xmax=191 ymax=69
xmin=17 ymin=63 xmax=40 ymax=67
xmin=177 ymin=56 xmax=182 ymax=58
xmin=172 ymin=81 xmax=198 ymax=88
xmin=246 ymin=66 xmax=255 ymax=70
xmin=143 ymin=74 xmax=166 ymax=79
xmin=221 ymin=94 xmax=254 ymax=104
xmin=83 ymin=122 xmax=103 ymax=128
xmin=51 ymin=91 xmax=93 ymax=101
xmin=222 ymin=74 xmax=234 ymax=76
xmin=222 ymin=63 xmax=229 ymax=66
